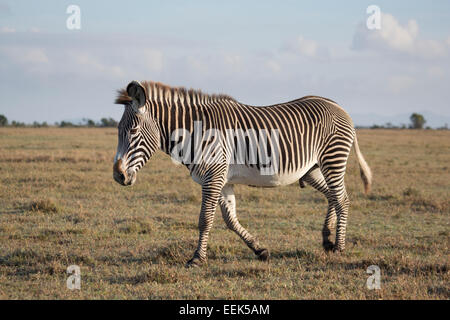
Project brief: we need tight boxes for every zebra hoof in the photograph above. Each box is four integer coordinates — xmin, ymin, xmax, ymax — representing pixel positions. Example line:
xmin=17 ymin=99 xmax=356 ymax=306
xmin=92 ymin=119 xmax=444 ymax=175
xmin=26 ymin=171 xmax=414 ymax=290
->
xmin=332 ymin=246 xmax=345 ymax=253
xmin=255 ymin=248 xmax=270 ymax=261
xmin=185 ymin=257 xmax=203 ymax=268
xmin=322 ymin=241 xmax=334 ymax=252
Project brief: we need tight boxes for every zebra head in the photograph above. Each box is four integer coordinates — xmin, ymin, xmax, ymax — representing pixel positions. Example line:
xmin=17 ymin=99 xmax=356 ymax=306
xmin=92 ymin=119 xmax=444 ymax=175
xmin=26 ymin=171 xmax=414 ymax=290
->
xmin=113 ymin=81 xmax=160 ymax=186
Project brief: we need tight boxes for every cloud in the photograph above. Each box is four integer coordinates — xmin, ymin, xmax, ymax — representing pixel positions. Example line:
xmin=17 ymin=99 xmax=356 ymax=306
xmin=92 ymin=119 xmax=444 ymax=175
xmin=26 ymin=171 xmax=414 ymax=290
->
xmin=287 ymin=35 xmax=318 ymax=57
xmin=0 ymin=46 xmax=51 ymax=76
xmin=70 ymin=52 xmax=124 ymax=77
xmin=22 ymin=48 xmax=49 ymax=64
xmin=265 ymin=60 xmax=281 ymax=73
xmin=388 ymin=75 xmax=415 ymax=93
xmin=0 ymin=46 xmax=48 ymax=65
xmin=427 ymin=66 xmax=444 ymax=79
xmin=223 ymin=54 xmax=242 ymax=68
xmin=352 ymin=13 xmax=447 ymax=58
xmin=142 ymin=49 xmax=164 ymax=72
xmin=0 ymin=26 xmax=15 ymax=33
xmin=281 ymin=35 xmax=329 ymax=59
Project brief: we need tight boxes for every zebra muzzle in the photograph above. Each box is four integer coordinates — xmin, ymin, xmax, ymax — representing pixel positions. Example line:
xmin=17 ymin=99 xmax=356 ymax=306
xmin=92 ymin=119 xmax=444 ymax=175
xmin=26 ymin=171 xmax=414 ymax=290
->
xmin=113 ymin=159 xmax=136 ymax=186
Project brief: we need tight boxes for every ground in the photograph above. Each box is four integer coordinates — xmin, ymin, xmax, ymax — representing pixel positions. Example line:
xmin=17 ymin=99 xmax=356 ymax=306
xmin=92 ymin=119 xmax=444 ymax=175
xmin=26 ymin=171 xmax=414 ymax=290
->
xmin=0 ymin=127 xmax=448 ymax=299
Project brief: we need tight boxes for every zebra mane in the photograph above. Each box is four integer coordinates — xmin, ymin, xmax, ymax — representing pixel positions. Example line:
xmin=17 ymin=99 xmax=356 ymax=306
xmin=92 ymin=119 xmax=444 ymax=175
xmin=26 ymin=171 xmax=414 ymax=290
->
xmin=115 ymin=81 xmax=236 ymax=105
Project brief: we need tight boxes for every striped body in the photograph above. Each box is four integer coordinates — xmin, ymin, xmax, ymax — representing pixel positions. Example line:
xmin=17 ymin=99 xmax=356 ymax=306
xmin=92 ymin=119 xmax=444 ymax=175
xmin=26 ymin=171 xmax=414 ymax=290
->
xmin=113 ymin=81 xmax=372 ymax=266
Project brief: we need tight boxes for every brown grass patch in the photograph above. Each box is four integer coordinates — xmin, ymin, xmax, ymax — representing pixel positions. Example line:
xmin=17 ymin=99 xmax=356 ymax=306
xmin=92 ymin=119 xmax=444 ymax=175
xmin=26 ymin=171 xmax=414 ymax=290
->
xmin=28 ymin=198 xmax=60 ymax=214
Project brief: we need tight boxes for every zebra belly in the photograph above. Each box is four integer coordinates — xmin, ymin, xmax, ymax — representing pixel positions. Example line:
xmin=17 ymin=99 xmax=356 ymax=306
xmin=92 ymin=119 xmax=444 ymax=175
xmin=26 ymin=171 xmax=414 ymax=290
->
xmin=226 ymin=164 xmax=314 ymax=187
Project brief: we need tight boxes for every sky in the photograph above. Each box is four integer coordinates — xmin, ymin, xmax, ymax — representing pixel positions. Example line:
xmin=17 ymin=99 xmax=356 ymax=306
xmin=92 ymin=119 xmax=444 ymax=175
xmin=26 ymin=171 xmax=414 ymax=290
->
xmin=0 ymin=0 xmax=450 ymax=127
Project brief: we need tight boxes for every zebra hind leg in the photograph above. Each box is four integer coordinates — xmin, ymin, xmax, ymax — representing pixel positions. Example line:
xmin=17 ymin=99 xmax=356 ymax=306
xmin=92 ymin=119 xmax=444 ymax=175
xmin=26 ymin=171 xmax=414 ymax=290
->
xmin=319 ymin=137 xmax=352 ymax=252
xmin=219 ymin=184 xmax=269 ymax=261
xmin=300 ymin=165 xmax=337 ymax=251
xmin=330 ymin=184 xmax=349 ymax=252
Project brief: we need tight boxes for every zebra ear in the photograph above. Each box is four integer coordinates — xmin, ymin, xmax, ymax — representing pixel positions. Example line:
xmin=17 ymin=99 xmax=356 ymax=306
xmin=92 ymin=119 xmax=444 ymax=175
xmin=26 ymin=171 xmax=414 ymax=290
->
xmin=126 ymin=81 xmax=146 ymax=112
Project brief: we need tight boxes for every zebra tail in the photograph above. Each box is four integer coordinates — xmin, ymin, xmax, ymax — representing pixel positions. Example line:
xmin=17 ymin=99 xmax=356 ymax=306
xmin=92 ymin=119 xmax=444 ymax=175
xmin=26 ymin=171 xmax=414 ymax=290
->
xmin=353 ymin=134 xmax=372 ymax=194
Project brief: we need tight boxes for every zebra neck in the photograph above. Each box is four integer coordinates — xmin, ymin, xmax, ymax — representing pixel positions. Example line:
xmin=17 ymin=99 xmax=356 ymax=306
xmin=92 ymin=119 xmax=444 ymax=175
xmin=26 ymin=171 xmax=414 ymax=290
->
xmin=151 ymin=99 xmax=207 ymax=156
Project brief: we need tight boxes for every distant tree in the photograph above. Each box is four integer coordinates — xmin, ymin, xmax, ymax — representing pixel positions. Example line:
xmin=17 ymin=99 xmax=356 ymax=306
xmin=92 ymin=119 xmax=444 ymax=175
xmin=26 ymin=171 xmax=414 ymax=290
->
xmin=0 ymin=114 xmax=8 ymax=126
xmin=385 ymin=122 xmax=397 ymax=129
xmin=31 ymin=121 xmax=48 ymax=128
xmin=59 ymin=121 xmax=75 ymax=127
xmin=100 ymin=117 xmax=118 ymax=127
xmin=410 ymin=113 xmax=426 ymax=129
xmin=82 ymin=118 xmax=96 ymax=127
xmin=11 ymin=120 xmax=25 ymax=127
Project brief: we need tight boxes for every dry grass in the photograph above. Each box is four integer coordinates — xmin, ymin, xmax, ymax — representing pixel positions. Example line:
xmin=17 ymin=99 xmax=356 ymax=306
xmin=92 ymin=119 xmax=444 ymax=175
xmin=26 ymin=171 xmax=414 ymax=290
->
xmin=0 ymin=127 xmax=448 ymax=299
xmin=28 ymin=199 xmax=60 ymax=214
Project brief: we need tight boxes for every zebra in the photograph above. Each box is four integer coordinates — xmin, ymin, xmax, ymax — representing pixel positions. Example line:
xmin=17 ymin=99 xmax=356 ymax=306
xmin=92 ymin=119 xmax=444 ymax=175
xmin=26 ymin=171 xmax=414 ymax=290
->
xmin=113 ymin=80 xmax=372 ymax=267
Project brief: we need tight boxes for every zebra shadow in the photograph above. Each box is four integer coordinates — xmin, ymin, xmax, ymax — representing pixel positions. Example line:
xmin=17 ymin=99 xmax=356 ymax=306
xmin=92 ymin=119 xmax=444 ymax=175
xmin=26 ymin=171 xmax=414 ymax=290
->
xmin=269 ymin=249 xmax=319 ymax=263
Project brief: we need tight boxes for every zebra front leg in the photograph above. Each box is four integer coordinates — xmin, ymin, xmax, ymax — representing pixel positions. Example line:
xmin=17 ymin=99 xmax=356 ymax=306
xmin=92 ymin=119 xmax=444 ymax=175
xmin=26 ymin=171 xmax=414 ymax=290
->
xmin=186 ymin=180 xmax=223 ymax=267
xmin=219 ymin=184 xmax=269 ymax=261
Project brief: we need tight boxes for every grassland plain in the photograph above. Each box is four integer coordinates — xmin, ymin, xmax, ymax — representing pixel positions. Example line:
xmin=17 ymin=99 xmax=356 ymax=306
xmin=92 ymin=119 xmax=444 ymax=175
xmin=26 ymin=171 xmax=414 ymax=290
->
xmin=0 ymin=127 xmax=448 ymax=299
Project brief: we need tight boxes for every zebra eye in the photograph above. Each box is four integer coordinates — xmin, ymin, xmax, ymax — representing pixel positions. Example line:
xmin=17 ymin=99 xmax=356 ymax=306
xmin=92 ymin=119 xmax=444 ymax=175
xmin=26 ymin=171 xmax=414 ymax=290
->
xmin=130 ymin=128 xmax=139 ymax=135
